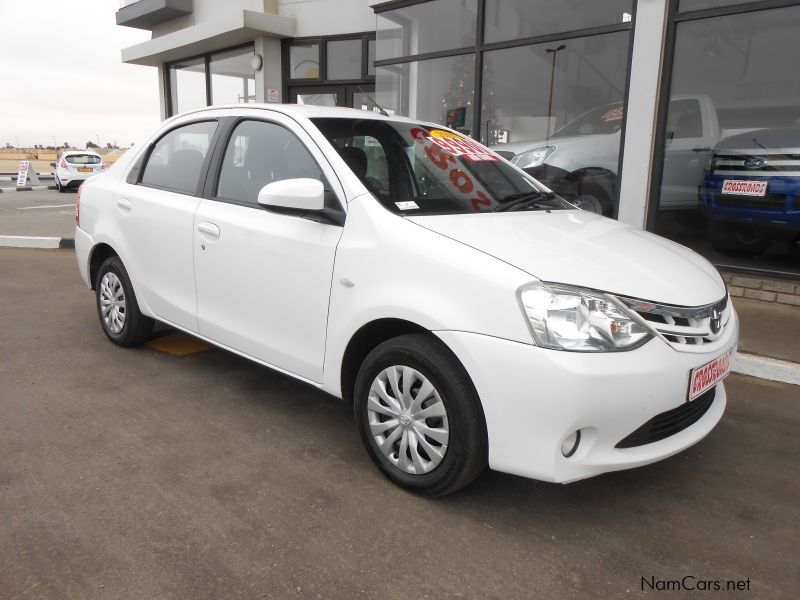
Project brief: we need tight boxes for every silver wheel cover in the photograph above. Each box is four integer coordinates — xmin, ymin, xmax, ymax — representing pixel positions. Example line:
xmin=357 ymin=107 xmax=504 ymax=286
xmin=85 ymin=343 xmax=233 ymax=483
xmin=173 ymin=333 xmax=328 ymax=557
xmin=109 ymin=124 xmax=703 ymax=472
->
xmin=99 ymin=272 xmax=126 ymax=334
xmin=367 ymin=365 xmax=450 ymax=475
xmin=573 ymin=194 xmax=604 ymax=214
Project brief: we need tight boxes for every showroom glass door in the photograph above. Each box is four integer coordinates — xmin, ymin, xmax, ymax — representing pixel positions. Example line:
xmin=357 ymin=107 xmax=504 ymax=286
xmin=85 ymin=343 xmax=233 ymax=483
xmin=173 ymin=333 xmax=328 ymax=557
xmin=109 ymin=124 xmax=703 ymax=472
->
xmin=288 ymin=84 xmax=378 ymax=111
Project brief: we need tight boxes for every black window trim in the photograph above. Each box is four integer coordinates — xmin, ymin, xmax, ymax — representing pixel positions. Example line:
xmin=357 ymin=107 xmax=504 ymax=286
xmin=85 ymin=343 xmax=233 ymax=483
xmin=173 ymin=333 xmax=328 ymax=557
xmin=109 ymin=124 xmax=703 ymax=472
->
xmin=133 ymin=118 xmax=223 ymax=197
xmin=203 ymin=115 xmax=347 ymax=223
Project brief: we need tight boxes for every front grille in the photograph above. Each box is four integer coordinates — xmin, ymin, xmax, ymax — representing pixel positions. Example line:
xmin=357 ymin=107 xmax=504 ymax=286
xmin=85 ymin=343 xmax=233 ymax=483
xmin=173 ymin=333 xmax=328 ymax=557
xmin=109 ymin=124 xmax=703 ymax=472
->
xmin=712 ymin=152 xmax=800 ymax=177
xmin=619 ymin=295 xmax=731 ymax=350
xmin=615 ymin=387 xmax=716 ymax=449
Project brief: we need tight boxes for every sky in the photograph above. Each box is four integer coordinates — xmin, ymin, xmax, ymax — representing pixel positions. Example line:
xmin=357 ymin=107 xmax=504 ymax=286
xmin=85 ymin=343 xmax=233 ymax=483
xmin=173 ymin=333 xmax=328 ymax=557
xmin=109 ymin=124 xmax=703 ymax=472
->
xmin=0 ymin=0 xmax=161 ymax=148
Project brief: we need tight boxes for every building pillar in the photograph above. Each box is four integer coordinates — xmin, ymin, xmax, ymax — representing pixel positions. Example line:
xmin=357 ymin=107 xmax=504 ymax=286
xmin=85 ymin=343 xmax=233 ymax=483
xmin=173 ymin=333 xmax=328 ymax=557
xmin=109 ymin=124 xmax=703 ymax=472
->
xmin=255 ymin=36 xmax=283 ymax=103
xmin=616 ymin=0 xmax=670 ymax=229
xmin=157 ymin=63 xmax=169 ymax=120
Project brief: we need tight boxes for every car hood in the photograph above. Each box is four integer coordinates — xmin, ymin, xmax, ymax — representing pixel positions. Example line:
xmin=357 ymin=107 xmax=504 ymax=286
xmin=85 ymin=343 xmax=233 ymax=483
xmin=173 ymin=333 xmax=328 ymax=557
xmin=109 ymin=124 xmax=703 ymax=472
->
xmin=714 ymin=126 xmax=800 ymax=151
xmin=491 ymin=132 xmax=620 ymax=156
xmin=407 ymin=210 xmax=725 ymax=306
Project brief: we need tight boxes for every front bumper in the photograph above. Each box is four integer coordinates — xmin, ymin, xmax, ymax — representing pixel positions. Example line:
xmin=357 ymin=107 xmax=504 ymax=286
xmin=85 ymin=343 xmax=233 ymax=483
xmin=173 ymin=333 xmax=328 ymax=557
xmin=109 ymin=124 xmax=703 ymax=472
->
xmin=701 ymin=175 xmax=800 ymax=230
xmin=435 ymin=313 xmax=737 ymax=483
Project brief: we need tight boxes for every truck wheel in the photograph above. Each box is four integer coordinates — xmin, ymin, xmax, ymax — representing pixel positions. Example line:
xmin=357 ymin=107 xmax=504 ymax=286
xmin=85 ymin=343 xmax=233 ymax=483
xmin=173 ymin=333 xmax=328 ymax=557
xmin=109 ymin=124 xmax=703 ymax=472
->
xmin=709 ymin=221 xmax=772 ymax=256
xmin=354 ymin=333 xmax=487 ymax=496
xmin=95 ymin=256 xmax=154 ymax=347
xmin=572 ymin=193 xmax=604 ymax=215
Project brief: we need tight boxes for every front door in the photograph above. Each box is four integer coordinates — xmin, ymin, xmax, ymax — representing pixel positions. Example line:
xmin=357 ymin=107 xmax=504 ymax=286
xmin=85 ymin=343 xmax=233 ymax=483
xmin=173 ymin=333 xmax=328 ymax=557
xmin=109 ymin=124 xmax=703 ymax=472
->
xmin=193 ymin=112 xmax=345 ymax=383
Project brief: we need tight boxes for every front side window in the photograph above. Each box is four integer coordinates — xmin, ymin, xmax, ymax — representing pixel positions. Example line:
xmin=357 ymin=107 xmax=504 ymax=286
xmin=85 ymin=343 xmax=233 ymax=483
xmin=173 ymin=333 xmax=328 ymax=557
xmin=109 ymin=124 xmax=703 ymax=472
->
xmin=140 ymin=121 xmax=217 ymax=194
xmin=217 ymin=120 xmax=324 ymax=206
xmin=313 ymin=117 xmax=571 ymax=215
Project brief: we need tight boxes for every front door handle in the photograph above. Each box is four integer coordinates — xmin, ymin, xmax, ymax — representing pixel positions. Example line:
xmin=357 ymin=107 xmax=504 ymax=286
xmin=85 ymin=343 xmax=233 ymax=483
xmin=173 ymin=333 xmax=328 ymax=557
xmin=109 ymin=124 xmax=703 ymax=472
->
xmin=197 ymin=221 xmax=221 ymax=240
xmin=117 ymin=197 xmax=132 ymax=211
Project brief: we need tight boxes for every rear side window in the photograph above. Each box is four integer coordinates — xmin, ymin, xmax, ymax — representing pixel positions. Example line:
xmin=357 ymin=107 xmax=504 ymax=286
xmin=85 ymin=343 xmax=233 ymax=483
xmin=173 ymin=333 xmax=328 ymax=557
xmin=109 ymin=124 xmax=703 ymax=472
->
xmin=65 ymin=154 xmax=101 ymax=164
xmin=217 ymin=120 xmax=324 ymax=206
xmin=140 ymin=121 xmax=217 ymax=194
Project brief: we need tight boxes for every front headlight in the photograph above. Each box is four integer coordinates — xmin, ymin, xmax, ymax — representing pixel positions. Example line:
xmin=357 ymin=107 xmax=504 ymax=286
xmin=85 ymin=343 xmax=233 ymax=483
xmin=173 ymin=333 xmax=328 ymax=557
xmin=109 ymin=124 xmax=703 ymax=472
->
xmin=511 ymin=146 xmax=555 ymax=169
xmin=518 ymin=282 xmax=653 ymax=352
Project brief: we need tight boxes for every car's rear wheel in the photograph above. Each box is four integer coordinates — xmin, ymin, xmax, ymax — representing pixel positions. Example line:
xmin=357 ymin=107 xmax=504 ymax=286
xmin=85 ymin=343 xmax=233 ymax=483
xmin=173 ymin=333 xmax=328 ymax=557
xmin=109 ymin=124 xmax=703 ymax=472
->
xmin=354 ymin=333 xmax=487 ymax=496
xmin=709 ymin=220 xmax=772 ymax=256
xmin=95 ymin=256 xmax=154 ymax=346
xmin=56 ymin=178 xmax=65 ymax=193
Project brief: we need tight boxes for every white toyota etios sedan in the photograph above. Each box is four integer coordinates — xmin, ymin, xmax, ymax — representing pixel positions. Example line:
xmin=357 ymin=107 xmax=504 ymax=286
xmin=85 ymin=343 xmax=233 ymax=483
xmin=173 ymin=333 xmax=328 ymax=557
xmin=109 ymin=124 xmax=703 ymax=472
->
xmin=74 ymin=105 xmax=737 ymax=496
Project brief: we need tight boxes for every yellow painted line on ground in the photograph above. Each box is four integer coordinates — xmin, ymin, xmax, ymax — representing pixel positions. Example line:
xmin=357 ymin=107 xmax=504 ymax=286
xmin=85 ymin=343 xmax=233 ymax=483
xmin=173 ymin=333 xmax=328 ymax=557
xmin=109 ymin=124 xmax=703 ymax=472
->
xmin=146 ymin=332 xmax=211 ymax=356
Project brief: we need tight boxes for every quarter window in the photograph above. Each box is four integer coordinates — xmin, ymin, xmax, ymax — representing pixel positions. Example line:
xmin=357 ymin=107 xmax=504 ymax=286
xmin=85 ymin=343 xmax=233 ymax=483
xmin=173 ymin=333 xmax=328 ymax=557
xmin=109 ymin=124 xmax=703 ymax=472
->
xmin=217 ymin=120 xmax=324 ymax=206
xmin=140 ymin=121 xmax=217 ymax=194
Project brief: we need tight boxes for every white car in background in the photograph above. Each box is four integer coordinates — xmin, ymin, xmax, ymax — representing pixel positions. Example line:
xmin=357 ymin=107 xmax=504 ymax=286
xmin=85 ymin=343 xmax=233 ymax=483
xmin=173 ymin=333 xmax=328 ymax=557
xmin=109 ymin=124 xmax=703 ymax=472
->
xmin=52 ymin=150 xmax=107 ymax=192
xmin=73 ymin=105 xmax=737 ymax=496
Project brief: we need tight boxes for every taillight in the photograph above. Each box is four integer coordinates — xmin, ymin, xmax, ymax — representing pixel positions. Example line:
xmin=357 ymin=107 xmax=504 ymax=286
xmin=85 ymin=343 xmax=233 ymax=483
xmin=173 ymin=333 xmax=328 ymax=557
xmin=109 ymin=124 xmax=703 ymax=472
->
xmin=76 ymin=184 xmax=82 ymax=226
xmin=60 ymin=160 xmax=68 ymax=168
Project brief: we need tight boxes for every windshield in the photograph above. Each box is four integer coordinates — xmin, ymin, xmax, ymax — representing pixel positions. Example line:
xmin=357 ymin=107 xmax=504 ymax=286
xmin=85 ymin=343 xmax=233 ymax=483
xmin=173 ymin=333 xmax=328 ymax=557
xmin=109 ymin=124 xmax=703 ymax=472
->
xmin=312 ymin=118 xmax=572 ymax=215
xmin=553 ymin=103 xmax=624 ymax=138
xmin=65 ymin=154 xmax=101 ymax=164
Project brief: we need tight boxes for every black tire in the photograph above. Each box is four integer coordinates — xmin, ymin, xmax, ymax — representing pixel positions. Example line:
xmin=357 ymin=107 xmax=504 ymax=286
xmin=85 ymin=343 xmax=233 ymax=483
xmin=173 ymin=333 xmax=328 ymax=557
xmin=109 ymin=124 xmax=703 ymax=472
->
xmin=354 ymin=333 xmax=487 ymax=496
xmin=709 ymin=220 xmax=772 ymax=256
xmin=57 ymin=179 xmax=65 ymax=193
xmin=95 ymin=256 xmax=154 ymax=347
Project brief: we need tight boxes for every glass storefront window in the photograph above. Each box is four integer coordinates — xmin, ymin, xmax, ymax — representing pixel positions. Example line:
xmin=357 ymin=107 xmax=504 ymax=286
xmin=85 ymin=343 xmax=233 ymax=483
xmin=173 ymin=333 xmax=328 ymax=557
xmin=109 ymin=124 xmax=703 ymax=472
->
xmin=376 ymin=54 xmax=475 ymax=133
xmin=654 ymin=6 xmax=800 ymax=276
xmin=679 ymin=0 xmax=755 ymax=11
xmin=483 ymin=31 xmax=630 ymax=216
xmin=484 ymin=0 xmax=633 ymax=44
xmin=290 ymin=42 xmax=320 ymax=79
xmin=376 ymin=0 xmax=478 ymax=60
xmin=210 ymin=47 xmax=255 ymax=105
xmin=168 ymin=57 xmax=206 ymax=115
xmin=367 ymin=39 xmax=376 ymax=77
xmin=327 ymin=38 xmax=362 ymax=80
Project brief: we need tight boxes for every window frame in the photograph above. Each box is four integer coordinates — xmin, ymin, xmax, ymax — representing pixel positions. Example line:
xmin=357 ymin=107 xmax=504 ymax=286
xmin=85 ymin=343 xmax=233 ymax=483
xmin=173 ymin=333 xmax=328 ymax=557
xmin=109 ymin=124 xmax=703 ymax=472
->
xmin=133 ymin=119 xmax=222 ymax=197
xmin=164 ymin=43 xmax=255 ymax=118
xmin=203 ymin=114 xmax=347 ymax=219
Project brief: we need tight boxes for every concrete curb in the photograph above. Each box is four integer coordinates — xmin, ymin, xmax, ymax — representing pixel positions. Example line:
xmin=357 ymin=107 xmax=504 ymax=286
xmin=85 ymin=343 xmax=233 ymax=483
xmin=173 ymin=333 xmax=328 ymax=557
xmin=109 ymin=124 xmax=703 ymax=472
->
xmin=733 ymin=353 xmax=800 ymax=386
xmin=0 ymin=185 xmax=58 ymax=193
xmin=0 ymin=235 xmax=74 ymax=249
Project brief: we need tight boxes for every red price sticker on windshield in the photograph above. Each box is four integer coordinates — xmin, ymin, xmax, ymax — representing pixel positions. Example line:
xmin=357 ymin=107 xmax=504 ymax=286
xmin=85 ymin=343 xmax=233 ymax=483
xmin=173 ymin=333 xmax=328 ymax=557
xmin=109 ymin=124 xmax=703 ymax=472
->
xmin=428 ymin=129 xmax=497 ymax=162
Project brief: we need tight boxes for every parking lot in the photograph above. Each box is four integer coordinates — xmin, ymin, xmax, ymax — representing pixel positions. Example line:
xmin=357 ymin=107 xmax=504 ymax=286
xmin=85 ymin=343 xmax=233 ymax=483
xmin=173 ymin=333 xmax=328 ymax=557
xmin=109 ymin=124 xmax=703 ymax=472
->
xmin=0 ymin=247 xmax=797 ymax=598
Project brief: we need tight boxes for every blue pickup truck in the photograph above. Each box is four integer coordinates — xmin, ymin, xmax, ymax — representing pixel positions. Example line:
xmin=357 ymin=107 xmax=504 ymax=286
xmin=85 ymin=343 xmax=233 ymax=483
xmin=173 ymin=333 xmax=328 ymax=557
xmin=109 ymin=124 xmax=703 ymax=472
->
xmin=702 ymin=127 xmax=800 ymax=255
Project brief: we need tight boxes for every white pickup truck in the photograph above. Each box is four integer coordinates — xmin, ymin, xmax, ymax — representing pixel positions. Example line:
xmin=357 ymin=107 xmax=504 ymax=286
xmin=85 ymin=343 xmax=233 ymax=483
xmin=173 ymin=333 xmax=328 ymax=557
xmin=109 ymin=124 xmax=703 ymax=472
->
xmin=491 ymin=95 xmax=721 ymax=216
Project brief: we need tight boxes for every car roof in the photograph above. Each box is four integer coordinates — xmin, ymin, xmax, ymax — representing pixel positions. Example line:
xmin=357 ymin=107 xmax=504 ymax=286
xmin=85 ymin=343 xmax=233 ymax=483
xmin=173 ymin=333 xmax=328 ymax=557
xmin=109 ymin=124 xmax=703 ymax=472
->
xmin=62 ymin=150 xmax=102 ymax=156
xmin=179 ymin=103 xmax=435 ymax=127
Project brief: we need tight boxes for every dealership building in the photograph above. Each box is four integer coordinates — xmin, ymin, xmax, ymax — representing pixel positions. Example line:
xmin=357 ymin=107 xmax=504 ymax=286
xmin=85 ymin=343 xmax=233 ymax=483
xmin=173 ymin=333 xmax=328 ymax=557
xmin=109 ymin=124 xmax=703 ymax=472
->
xmin=117 ymin=0 xmax=800 ymax=287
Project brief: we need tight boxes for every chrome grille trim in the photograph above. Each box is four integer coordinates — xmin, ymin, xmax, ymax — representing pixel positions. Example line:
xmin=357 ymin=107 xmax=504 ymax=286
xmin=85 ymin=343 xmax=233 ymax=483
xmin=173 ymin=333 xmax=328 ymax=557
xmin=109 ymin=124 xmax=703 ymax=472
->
xmin=616 ymin=295 xmax=731 ymax=351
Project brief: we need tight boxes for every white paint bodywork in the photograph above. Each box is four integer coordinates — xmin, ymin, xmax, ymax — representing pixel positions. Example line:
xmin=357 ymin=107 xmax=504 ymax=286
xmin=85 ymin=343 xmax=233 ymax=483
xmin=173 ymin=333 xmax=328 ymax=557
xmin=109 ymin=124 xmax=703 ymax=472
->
xmin=74 ymin=104 xmax=736 ymax=484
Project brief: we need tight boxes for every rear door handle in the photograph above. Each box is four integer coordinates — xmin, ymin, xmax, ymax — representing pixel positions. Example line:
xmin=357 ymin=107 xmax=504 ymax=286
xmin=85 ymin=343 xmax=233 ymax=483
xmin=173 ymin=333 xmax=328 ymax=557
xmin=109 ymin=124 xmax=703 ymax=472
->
xmin=197 ymin=221 xmax=221 ymax=240
xmin=117 ymin=197 xmax=132 ymax=211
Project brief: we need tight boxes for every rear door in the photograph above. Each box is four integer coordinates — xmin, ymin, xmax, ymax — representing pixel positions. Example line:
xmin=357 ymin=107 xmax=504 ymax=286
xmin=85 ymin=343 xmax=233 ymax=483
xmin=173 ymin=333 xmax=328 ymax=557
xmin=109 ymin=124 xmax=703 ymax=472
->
xmin=115 ymin=117 xmax=223 ymax=331
xmin=193 ymin=112 xmax=345 ymax=382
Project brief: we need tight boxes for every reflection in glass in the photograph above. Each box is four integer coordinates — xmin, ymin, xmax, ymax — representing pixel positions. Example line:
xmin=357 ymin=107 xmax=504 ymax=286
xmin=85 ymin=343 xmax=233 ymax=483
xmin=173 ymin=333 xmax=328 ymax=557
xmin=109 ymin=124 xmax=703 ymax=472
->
xmin=679 ymin=0 xmax=754 ymax=11
xmin=327 ymin=39 xmax=362 ymax=80
xmin=484 ymin=0 xmax=633 ymax=43
xmin=655 ymin=7 xmax=800 ymax=275
xmin=376 ymin=54 xmax=475 ymax=134
xmin=482 ymin=32 xmax=630 ymax=216
xmin=296 ymin=93 xmax=338 ymax=107
xmin=210 ymin=47 xmax=255 ymax=105
xmin=169 ymin=57 xmax=206 ymax=115
xmin=376 ymin=0 xmax=478 ymax=60
xmin=290 ymin=43 xmax=320 ymax=79
xmin=367 ymin=39 xmax=376 ymax=77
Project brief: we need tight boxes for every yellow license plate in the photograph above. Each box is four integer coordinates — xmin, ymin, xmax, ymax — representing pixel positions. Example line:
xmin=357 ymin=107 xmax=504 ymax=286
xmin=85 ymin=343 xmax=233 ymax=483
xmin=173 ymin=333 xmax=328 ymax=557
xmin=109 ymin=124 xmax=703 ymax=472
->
xmin=77 ymin=167 xmax=93 ymax=172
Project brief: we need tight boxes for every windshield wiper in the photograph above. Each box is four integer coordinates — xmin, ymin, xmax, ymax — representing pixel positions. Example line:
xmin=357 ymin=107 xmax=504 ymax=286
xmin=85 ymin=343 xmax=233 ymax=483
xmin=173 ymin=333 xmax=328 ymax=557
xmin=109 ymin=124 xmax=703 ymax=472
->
xmin=493 ymin=191 xmax=559 ymax=212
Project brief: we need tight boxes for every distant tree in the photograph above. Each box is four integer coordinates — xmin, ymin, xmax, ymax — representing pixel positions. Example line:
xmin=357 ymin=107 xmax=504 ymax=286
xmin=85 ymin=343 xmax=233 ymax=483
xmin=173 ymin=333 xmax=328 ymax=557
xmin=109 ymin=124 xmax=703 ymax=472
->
xmin=106 ymin=142 xmax=113 ymax=149
xmin=64 ymin=142 xmax=70 ymax=149
xmin=86 ymin=141 xmax=99 ymax=149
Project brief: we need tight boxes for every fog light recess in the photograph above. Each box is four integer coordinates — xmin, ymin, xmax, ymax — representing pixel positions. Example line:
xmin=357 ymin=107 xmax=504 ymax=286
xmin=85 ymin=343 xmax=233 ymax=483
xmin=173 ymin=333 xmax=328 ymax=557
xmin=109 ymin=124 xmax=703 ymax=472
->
xmin=561 ymin=429 xmax=581 ymax=458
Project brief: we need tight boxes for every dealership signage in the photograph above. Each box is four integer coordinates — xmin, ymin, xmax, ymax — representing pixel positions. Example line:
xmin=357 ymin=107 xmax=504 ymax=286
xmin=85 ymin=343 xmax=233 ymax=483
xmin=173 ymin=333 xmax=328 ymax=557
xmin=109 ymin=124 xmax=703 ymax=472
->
xmin=16 ymin=161 xmax=41 ymax=187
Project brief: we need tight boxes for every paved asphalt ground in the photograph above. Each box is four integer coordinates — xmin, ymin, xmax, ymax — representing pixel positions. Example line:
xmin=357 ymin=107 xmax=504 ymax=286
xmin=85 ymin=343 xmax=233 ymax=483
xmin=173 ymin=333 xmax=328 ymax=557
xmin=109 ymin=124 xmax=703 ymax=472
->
xmin=1 ymin=248 xmax=798 ymax=598
xmin=0 ymin=189 xmax=76 ymax=238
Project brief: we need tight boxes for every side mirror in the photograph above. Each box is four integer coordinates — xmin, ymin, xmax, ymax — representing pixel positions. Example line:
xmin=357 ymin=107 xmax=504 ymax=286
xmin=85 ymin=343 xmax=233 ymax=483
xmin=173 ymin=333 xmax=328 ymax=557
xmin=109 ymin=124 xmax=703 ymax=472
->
xmin=50 ymin=162 xmax=57 ymax=167
xmin=257 ymin=178 xmax=325 ymax=212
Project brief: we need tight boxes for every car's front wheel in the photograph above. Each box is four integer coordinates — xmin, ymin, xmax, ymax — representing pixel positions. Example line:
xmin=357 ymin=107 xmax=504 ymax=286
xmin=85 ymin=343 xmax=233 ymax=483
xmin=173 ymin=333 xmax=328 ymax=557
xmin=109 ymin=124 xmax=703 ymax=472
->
xmin=354 ymin=334 xmax=487 ymax=496
xmin=95 ymin=256 xmax=154 ymax=346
